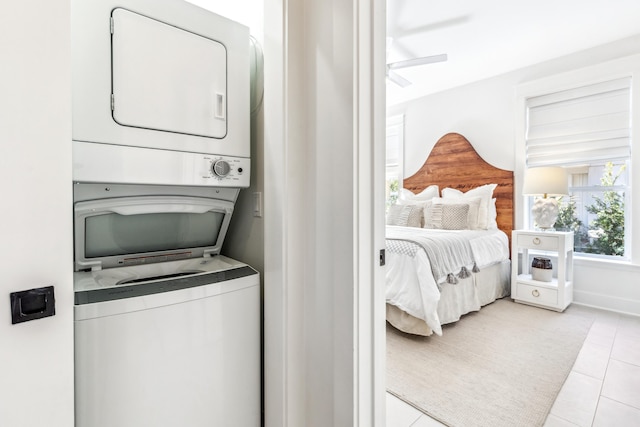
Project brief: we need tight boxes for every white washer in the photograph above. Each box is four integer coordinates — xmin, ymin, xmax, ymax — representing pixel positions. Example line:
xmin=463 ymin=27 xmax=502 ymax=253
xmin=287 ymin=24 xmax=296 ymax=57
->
xmin=74 ymin=255 xmax=260 ymax=427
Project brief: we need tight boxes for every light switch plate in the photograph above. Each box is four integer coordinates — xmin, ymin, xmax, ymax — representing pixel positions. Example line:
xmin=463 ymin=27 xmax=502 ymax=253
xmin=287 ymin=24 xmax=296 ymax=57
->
xmin=253 ymin=192 xmax=262 ymax=217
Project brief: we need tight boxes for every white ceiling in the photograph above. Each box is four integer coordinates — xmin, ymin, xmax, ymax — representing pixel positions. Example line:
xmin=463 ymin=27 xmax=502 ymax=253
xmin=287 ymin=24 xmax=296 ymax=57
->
xmin=386 ymin=0 xmax=640 ymax=105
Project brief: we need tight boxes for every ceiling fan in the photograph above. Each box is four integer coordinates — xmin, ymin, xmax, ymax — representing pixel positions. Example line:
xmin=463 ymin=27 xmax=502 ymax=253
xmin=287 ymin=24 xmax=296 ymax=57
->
xmin=386 ymin=38 xmax=448 ymax=88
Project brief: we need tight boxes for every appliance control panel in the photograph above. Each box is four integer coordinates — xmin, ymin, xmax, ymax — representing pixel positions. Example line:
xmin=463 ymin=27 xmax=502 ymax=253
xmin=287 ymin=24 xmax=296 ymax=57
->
xmin=73 ymin=141 xmax=251 ymax=188
xmin=201 ymin=155 xmax=250 ymax=186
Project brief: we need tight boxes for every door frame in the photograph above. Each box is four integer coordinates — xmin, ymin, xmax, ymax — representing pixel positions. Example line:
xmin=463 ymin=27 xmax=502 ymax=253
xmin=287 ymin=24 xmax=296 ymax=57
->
xmin=262 ymin=0 xmax=386 ymax=424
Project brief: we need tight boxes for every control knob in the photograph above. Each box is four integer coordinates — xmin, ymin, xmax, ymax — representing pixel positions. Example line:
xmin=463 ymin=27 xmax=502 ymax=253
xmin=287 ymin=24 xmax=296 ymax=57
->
xmin=212 ymin=159 xmax=231 ymax=178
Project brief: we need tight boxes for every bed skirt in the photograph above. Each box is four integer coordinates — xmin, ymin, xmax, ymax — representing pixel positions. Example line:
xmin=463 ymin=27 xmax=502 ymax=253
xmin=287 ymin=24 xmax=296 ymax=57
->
xmin=386 ymin=259 xmax=511 ymax=336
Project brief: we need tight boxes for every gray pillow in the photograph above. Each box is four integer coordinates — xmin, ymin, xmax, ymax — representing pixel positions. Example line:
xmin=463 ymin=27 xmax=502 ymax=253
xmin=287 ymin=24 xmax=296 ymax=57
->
xmin=386 ymin=204 xmax=424 ymax=227
xmin=424 ymin=203 xmax=470 ymax=230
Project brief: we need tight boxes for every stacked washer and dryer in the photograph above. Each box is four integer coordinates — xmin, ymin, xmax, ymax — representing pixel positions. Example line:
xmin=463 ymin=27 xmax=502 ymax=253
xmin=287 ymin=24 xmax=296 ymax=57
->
xmin=71 ymin=1 xmax=260 ymax=425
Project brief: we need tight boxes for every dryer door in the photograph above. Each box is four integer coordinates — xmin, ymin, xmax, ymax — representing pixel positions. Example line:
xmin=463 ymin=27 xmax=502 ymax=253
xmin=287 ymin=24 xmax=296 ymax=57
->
xmin=111 ymin=8 xmax=227 ymax=139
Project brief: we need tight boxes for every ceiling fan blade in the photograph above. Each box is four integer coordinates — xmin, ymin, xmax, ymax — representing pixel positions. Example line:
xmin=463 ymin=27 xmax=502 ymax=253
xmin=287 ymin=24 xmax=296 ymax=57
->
xmin=388 ymin=54 xmax=448 ymax=70
xmin=386 ymin=69 xmax=412 ymax=88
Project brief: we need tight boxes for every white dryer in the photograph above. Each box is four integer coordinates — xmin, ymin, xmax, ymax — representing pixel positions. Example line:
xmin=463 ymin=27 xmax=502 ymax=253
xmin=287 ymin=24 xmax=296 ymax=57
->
xmin=72 ymin=0 xmax=251 ymax=187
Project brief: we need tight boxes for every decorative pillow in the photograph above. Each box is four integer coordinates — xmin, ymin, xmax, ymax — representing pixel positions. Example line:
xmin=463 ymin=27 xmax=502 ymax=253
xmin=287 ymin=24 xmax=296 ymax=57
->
xmin=397 ymin=185 xmax=439 ymax=205
xmin=487 ymin=198 xmax=498 ymax=229
xmin=441 ymin=184 xmax=497 ymax=229
xmin=386 ymin=203 xmax=424 ymax=227
xmin=397 ymin=188 xmax=417 ymax=202
xmin=424 ymin=203 xmax=470 ymax=230
xmin=429 ymin=196 xmax=482 ymax=229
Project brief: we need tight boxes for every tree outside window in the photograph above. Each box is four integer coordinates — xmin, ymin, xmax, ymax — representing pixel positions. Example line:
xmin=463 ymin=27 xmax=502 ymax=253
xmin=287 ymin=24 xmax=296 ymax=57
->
xmin=386 ymin=177 xmax=399 ymax=211
xmin=555 ymin=162 xmax=627 ymax=257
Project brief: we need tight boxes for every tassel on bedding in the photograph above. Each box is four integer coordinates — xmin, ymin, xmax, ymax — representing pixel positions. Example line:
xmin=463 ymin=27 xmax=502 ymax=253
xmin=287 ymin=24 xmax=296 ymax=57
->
xmin=457 ymin=266 xmax=471 ymax=279
xmin=446 ymin=273 xmax=458 ymax=284
xmin=472 ymin=262 xmax=480 ymax=273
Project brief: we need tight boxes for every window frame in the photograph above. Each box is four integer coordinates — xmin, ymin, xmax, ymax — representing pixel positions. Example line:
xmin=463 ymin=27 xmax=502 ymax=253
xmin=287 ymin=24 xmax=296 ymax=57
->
xmin=385 ymin=115 xmax=404 ymax=209
xmin=528 ymin=162 xmax=630 ymax=259
xmin=515 ymin=55 xmax=640 ymax=265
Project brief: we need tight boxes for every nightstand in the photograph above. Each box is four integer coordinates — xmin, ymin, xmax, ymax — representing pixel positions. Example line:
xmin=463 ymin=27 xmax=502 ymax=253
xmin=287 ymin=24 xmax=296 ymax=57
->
xmin=511 ymin=230 xmax=574 ymax=312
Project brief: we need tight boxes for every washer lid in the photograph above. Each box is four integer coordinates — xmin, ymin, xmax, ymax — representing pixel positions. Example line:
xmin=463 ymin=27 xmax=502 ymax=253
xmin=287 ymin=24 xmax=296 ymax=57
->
xmin=74 ymin=195 xmax=234 ymax=271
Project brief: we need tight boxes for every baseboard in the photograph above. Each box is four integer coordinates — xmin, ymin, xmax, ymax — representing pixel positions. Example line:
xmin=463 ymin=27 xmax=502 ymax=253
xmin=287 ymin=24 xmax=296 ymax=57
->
xmin=573 ymin=289 xmax=640 ymax=317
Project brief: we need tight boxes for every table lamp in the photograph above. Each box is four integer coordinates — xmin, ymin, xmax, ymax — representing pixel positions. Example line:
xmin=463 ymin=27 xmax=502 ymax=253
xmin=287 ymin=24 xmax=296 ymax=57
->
xmin=522 ymin=166 xmax=569 ymax=230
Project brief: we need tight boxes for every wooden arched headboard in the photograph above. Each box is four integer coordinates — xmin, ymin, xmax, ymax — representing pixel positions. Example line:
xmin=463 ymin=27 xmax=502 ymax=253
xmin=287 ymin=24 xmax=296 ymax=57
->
xmin=403 ymin=133 xmax=514 ymax=246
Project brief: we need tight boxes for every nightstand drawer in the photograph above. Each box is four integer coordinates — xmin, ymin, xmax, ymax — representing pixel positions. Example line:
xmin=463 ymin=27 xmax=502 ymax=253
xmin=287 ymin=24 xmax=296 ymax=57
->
xmin=515 ymin=282 xmax=558 ymax=306
xmin=516 ymin=234 xmax=559 ymax=251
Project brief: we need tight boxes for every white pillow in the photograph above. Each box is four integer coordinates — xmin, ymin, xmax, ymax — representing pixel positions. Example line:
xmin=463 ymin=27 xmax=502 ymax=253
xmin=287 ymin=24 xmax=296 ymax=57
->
xmin=487 ymin=198 xmax=498 ymax=229
xmin=441 ymin=184 xmax=497 ymax=229
xmin=429 ymin=197 xmax=482 ymax=230
xmin=397 ymin=185 xmax=439 ymax=205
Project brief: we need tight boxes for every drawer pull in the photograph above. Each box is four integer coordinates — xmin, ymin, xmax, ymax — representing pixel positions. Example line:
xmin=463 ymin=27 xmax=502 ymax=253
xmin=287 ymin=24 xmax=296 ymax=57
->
xmin=533 ymin=237 xmax=541 ymax=245
xmin=532 ymin=289 xmax=540 ymax=297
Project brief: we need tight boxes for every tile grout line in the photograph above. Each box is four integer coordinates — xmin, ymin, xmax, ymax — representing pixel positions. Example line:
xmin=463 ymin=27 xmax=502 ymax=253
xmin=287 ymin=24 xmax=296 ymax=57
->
xmin=588 ymin=317 xmax=619 ymax=426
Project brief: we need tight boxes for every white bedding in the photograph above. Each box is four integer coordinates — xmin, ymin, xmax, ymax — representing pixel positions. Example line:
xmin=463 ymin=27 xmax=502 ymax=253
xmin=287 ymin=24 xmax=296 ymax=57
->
xmin=385 ymin=226 xmax=510 ymax=336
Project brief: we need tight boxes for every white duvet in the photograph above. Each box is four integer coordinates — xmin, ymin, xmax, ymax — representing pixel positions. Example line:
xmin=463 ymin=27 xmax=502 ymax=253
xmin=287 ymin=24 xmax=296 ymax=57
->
xmin=385 ymin=226 xmax=510 ymax=336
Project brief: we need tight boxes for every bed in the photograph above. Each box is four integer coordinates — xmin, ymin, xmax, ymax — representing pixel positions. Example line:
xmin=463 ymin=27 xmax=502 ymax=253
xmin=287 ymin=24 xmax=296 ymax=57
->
xmin=385 ymin=132 xmax=514 ymax=336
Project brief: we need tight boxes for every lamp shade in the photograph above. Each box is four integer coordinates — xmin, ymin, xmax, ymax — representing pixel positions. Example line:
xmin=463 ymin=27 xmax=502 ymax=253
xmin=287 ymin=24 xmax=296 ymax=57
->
xmin=522 ymin=167 xmax=568 ymax=196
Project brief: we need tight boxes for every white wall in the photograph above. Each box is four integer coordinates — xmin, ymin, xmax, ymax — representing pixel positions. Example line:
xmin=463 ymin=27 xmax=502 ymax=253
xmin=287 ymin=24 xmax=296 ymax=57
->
xmin=0 ymin=1 xmax=74 ymax=425
xmin=391 ymin=77 xmax=516 ymax=175
xmin=184 ymin=0 xmax=263 ymax=41
xmin=388 ymin=35 xmax=640 ymax=315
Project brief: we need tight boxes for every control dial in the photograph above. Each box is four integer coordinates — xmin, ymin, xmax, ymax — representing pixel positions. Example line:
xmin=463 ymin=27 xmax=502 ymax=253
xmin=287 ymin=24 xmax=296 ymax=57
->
xmin=212 ymin=159 xmax=231 ymax=178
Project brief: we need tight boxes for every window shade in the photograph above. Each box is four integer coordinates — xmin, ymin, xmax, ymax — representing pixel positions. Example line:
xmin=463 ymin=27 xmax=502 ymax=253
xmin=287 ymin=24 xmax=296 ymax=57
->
xmin=525 ymin=77 xmax=632 ymax=167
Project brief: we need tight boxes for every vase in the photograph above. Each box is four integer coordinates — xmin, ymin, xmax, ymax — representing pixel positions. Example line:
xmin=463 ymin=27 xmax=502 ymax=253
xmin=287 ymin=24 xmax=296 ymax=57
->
xmin=531 ymin=257 xmax=553 ymax=282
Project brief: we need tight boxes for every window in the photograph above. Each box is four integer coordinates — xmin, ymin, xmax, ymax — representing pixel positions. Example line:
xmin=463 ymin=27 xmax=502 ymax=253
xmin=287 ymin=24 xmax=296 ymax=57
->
xmin=524 ymin=77 xmax=631 ymax=259
xmin=386 ymin=115 xmax=404 ymax=210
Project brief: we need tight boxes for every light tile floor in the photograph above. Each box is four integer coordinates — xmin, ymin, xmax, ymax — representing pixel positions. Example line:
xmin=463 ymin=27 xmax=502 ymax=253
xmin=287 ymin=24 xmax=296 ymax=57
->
xmin=387 ymin=304 xmax=640 ymax=427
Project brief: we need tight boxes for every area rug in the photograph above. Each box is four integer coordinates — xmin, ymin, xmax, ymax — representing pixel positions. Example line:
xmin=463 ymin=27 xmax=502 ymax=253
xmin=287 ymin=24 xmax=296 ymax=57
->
xmin=386 ymin=299 xmax=594 ymax=427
